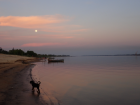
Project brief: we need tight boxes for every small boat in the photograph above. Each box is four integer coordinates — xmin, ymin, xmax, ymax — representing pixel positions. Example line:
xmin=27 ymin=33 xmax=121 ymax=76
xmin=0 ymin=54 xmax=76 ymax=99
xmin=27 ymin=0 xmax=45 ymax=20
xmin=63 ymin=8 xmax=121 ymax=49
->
xmin=48 ymin=59 xmax=64 ymax=62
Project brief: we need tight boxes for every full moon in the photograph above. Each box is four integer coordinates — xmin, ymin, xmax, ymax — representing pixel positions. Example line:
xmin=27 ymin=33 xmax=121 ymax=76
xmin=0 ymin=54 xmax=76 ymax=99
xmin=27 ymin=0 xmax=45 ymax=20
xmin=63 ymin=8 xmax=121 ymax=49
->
xmin=35 ymin=30 xmax=37 ymax=32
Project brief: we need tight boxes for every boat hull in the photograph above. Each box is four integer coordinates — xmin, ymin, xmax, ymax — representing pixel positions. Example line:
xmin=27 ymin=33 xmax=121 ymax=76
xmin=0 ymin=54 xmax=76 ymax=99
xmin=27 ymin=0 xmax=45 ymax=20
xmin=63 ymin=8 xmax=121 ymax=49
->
xmin=48 ymin=59 xmax=64 ymax=62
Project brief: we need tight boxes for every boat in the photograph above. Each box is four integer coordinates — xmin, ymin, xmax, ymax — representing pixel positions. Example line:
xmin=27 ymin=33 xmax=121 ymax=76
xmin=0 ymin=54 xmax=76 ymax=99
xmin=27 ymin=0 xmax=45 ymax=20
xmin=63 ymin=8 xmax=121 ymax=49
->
xmin=48 ymin=59 xmax=64 ymax=62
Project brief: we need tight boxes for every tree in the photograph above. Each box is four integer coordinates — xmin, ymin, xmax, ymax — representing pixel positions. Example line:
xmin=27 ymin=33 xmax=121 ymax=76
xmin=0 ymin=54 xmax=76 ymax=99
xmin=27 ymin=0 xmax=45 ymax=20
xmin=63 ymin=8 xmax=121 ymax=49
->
xmin=0 ymin=47 xmax=2 ymax=53
xmin=9 ymin=49 xmax=25 ymax=55
xmin=26 ymin=51 xmax=37 ymax=57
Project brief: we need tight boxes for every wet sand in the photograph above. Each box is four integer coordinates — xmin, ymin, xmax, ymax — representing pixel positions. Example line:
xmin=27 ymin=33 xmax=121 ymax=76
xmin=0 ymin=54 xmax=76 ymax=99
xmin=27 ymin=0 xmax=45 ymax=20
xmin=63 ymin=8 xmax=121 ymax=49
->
xmin=0 ymin=54 xmax=45 ymax=105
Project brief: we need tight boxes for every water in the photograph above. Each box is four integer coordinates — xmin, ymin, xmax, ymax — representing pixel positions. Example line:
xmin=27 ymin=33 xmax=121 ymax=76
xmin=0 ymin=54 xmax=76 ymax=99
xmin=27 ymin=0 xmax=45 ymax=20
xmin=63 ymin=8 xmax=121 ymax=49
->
xmin=32 ymin=56 xmax=140 ymax=105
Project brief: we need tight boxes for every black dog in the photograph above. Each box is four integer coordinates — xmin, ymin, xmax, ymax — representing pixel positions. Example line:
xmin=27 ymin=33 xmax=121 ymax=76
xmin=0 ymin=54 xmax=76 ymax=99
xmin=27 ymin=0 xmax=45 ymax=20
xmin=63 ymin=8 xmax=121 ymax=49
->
xmin=30 ymin=80 xmax=41 ymax=93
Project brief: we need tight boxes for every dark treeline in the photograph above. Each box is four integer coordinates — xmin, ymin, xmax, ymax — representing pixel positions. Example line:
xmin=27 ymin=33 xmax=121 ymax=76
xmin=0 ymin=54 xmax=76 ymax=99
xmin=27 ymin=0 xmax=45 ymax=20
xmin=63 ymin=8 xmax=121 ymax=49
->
xmin=0 ymin=47 xmax=70 ymax=57
xmin=0 ymin=48 xmax=37 ymax=57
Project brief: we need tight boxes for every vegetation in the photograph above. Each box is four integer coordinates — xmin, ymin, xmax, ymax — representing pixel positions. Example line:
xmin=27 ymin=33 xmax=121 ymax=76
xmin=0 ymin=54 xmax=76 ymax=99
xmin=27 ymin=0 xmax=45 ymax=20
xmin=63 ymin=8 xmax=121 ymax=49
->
xmin=0 ymin=47 xmax=70 ymax=57
xmin=9 ymin=48 xmax=25 ymax=55
xmin=1 ymin=47 xmax=37 ymax=57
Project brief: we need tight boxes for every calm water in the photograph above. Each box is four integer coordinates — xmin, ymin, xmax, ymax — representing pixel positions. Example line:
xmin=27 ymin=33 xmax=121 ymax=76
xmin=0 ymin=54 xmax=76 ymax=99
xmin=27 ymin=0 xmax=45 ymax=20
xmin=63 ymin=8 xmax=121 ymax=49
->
xmin=32 ymin=56 xmax=140 ymax=105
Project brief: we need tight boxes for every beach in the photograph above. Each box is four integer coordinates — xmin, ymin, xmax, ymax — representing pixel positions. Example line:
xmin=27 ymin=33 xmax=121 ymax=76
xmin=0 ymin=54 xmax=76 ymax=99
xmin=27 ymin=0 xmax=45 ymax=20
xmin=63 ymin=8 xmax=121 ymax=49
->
xmin=0 ymin=54 xmax=44 ymax=105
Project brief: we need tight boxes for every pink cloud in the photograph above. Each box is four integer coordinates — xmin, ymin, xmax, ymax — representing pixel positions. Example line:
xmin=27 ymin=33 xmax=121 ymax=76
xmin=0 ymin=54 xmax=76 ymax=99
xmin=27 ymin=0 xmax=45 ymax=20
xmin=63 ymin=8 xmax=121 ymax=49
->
xmin=22 ymin=43 xmax=62 ymax=47
xmin=62 ymin=36 xmax=73 ymax=39
xmin=0 ymin=15 xmax=89 ymax=33
xmin=0 ymin=15 xmax=88 ymax=34
xmin=0 ymin=15 xmax=69 ymax=29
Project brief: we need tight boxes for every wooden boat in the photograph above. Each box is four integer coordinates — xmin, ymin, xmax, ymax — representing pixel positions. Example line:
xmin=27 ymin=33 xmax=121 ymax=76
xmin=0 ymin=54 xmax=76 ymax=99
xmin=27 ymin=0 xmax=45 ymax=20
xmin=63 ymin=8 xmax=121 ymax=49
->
xmin=48 ymin=59 xmax=64 ymax=62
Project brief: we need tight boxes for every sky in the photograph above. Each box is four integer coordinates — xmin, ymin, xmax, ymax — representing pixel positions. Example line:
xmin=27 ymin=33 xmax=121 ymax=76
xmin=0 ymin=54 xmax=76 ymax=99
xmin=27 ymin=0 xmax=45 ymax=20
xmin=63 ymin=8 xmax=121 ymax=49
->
xmin=0 ymin=0 xmax=140 ymax=55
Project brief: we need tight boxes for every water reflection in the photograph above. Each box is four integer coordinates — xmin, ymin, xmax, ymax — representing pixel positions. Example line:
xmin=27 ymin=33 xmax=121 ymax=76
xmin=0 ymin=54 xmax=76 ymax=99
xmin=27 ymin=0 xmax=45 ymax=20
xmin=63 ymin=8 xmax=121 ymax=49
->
xmin=32 ymin=56 xmax=140 ymax=105
xmin=31 ymin=90 xmax=40 ymax=97
xmin=48 ymin=62 xmax=64 ymax=64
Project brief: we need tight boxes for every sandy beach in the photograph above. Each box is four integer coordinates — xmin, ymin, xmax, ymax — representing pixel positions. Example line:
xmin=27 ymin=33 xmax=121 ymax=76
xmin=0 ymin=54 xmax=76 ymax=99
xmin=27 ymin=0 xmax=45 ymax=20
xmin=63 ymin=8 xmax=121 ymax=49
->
xmin=0 ymin=54 xmax=45 ymax=105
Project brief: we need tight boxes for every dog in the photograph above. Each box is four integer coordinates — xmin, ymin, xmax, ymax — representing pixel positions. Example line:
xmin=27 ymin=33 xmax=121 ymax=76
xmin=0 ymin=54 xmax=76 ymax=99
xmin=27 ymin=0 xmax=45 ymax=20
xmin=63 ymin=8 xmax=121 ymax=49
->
xmin=30 ymin=80 xmax=41 ymax=93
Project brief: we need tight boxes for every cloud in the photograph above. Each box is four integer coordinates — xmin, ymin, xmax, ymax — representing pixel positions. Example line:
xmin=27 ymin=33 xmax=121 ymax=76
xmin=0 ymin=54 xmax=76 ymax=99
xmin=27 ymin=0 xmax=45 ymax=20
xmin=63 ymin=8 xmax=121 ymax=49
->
xmin=0 ymin=15 xmax=69 ymax=29
xmin=62 ymin=36 xmax=73 ymax=39
xmin=22 ymin=43 xmax=62 ymax=47
xmin=0 ymin=15 xmax=89 ymax=34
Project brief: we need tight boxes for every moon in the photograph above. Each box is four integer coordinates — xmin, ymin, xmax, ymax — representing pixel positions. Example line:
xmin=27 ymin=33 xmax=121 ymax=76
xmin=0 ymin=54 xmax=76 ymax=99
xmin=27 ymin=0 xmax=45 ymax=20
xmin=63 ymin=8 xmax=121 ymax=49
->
xmin=35 ymin=30 xmax=37 ymax=32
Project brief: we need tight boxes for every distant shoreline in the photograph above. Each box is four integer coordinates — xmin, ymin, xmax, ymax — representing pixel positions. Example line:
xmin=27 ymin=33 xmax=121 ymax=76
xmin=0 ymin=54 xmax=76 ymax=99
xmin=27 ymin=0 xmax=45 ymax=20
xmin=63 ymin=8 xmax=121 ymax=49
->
xmin=82 ymin=54 xmax=140 ymax=56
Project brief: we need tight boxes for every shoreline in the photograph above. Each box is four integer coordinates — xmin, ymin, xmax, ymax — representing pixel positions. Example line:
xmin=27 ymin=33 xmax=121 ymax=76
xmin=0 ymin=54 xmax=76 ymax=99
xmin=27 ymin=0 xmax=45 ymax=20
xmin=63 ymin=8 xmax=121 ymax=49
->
xmin=3 ymin=64 xmax=46 ymax=105
xmin=0 ymin=63 xmax=46 ymax=105
xmin=0 ymin=54 xmax=45 ymax=105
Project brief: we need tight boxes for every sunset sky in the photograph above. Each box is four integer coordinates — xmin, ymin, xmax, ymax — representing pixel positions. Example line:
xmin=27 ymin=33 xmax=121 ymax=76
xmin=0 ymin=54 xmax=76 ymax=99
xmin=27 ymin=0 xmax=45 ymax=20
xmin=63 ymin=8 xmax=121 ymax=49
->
xmin=0 ymin=0 xmax=140 ymax=55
